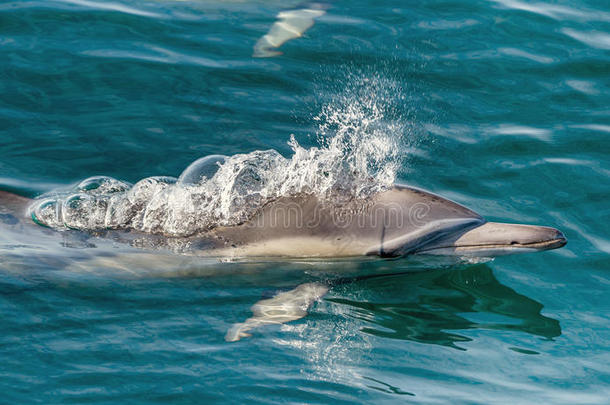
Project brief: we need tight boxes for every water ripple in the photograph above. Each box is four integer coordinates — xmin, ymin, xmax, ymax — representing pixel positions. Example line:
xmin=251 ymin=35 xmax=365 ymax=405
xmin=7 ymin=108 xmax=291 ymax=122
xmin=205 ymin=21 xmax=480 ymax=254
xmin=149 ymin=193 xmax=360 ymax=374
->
xmin=81 ymin=43 xmax=234 ymax=68
xmin=57 ymin=0 xmax=162 ymax=18
xmin=562 ymin=28 xmax=610 ymax=50
xmin=489 ymin=0 xmax=610 ymax=22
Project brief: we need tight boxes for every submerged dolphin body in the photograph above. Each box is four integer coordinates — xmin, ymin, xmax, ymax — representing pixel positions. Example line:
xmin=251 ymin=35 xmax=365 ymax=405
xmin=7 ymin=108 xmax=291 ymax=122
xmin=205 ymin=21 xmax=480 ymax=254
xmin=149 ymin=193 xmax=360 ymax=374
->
xmin=0 ymin=185 xmax=566 ymax=341
xmin=0 ymin=185 xmax=566 ymax=258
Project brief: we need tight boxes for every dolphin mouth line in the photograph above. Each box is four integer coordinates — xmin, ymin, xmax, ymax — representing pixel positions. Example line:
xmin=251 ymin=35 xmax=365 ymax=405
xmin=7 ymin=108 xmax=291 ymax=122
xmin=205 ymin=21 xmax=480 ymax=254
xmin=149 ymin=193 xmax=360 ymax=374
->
xmin=417 ymin=237 xmax=567 ymax=253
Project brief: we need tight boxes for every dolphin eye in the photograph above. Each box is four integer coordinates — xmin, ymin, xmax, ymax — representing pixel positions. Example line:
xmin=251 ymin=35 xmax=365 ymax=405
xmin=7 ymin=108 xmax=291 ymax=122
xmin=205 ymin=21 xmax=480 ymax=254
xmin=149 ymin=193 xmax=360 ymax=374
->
xmin=510 ymin=241 xmax=519 ymax=245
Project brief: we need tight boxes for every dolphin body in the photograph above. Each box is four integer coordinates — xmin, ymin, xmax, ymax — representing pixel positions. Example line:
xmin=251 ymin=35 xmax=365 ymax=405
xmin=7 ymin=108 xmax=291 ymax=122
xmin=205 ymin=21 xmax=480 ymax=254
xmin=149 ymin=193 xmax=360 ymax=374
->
xmin=0 ymin=185 xmax=565 ymax=259
xmin=0 ymin=185 xmax=566 ymax=341
xmin=209 ymin=185 xmax=566 ymax=258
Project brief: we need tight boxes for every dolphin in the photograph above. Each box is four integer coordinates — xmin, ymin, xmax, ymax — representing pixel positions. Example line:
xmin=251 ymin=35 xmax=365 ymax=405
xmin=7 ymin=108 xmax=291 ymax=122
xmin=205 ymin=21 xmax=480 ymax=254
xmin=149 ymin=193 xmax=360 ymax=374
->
xmin=1 ymin=185 xmax=566 ymax=258
xmin=0 ymin=185 xmax=566 ymax=341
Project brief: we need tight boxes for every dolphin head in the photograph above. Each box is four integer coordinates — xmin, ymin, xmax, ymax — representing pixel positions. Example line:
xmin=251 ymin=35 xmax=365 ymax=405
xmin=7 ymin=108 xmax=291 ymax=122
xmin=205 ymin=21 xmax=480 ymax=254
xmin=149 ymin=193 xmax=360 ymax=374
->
xmin=413 ymin=221 xmax=567 ymax=257
xmin=369 ymin=185 xmax=566 ymax=258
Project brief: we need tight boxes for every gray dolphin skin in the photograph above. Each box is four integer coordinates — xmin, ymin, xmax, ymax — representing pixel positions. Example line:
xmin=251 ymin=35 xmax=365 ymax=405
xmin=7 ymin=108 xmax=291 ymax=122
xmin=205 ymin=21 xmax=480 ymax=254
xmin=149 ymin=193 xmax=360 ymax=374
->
xmin=0 ymin=185 xmax=566 ymax=259
xmin=209 ymin=185 xmax=566 ymax=258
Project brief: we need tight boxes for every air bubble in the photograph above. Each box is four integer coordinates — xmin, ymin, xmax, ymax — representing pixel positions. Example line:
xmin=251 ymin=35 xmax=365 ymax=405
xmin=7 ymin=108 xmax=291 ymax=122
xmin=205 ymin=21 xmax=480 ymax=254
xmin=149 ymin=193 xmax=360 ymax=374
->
xmin=30 ymin=198 xmax=60 ymax=228
xmin=178 ymin=155 xmax=227 ymax=185
xmin=77 ymin=176 xmax=131 ymax=194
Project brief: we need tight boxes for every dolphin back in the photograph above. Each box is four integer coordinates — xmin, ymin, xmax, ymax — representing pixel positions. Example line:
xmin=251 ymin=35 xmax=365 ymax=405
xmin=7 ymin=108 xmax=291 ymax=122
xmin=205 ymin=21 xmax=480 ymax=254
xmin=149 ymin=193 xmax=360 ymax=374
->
xmin=0 ymin=190 xmax=30 ymax=222
xmin=210 ymin=185 xmax=486 ymax=257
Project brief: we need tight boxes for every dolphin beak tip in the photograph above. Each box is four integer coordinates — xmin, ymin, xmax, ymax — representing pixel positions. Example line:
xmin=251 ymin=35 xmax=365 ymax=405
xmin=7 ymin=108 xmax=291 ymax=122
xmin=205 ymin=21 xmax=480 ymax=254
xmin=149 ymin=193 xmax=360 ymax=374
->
xmin=551 ymin=228 xmax=567 ymax=249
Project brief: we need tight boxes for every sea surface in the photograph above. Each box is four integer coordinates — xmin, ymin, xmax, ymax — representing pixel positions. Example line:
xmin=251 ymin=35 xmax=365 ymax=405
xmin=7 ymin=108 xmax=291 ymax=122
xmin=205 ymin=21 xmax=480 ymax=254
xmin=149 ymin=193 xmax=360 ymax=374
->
xmin=1 ymin=0 xmax=609 ymax=403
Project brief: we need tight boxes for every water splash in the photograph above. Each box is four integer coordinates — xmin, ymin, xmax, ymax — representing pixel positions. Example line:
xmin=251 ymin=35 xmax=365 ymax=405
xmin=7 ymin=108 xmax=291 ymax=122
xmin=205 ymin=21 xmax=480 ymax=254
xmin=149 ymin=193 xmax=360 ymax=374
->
xmin=30 ymin=77 xmax=407 ymax=236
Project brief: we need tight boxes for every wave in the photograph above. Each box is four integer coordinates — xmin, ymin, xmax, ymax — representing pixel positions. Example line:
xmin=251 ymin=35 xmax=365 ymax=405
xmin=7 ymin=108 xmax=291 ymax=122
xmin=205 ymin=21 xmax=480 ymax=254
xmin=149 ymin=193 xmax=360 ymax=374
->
xmin=29 ymin=75 xmax=407 ymax=236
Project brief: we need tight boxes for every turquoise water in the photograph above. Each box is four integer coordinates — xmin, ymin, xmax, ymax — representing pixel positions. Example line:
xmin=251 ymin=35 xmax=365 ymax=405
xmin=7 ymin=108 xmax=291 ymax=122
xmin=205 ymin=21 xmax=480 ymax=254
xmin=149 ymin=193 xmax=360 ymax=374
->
xmin=1 ymin=0 xmax=610 ymax=403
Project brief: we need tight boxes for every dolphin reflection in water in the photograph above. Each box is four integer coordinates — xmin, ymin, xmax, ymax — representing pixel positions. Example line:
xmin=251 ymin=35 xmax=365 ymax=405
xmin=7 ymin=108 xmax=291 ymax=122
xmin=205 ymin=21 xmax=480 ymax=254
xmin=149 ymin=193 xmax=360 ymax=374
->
xmin=0 ymin=183 xmax=565 ymax=341
xmin=326 ymin=264 xmax=561 ymax=348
